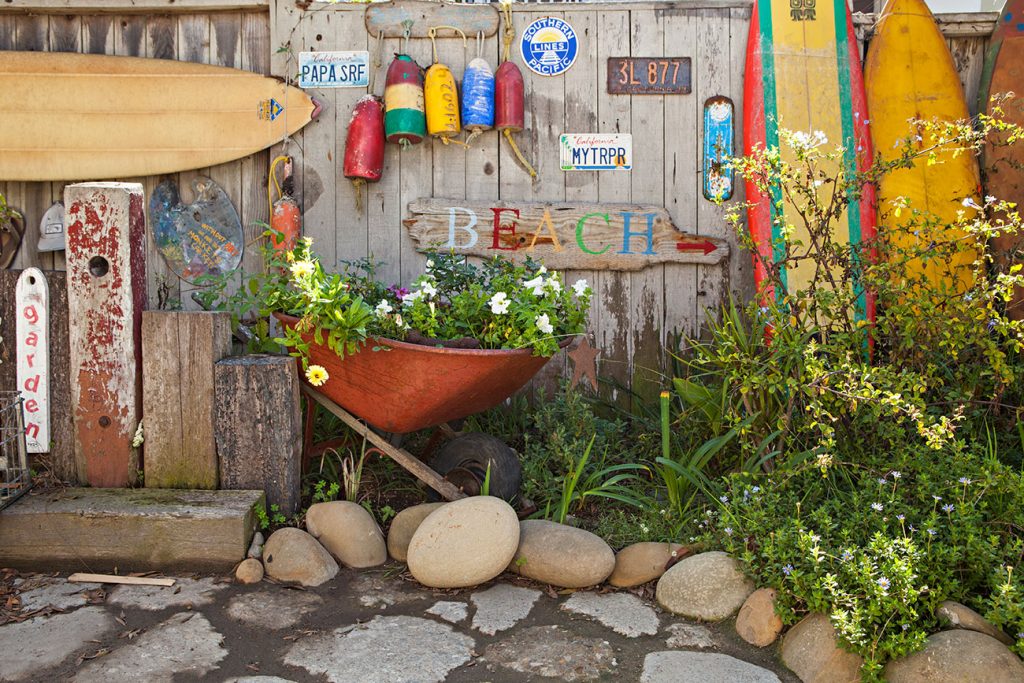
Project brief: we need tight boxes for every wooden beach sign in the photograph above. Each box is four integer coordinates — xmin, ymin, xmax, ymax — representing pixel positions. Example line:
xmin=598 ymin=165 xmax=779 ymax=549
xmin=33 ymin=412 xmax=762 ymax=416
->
xmin=403 ymin=198 xmax=728 ymax=271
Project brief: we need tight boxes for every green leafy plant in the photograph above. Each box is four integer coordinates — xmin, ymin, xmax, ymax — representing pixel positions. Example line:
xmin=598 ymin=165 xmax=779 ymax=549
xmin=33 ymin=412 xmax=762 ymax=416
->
xmin=545 ymin=434 xmax=648 ymax=524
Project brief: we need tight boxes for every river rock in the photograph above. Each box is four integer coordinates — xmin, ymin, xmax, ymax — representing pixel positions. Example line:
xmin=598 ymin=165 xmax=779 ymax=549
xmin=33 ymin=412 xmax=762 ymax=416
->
xmin=511 ymin=520 xmax=615 ymax=588
xmin=736 ymin=588 xmax=784 ymax=647
xmin=655 ymin=551 xmax=753 ymax=621
xmin=608 ymin=542 xmax=685 ymax=587
xmin=780 ymin=612 xmax=862 ymax=683
xmin=935 ymin=600 xmax=1015 ymax=646
xmin=407 ymin=497 xmax=520 ymax=588
xmin=263 ymin=528 xmax=339 ymax=587
xmin=305 ymin=501 xmax=386 ymax=568
xmin=884 ymin=629 xmax=1024 ymax=683
xmin=387 ymin=502 xmax=446 ymax=562
xmin=236 ymin=558 xmax=265 ymax=584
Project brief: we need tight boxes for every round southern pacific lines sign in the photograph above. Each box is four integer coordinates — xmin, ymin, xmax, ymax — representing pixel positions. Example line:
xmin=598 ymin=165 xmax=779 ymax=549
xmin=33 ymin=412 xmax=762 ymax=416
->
xmin=521 ymin=17 xmax=579 ymax=76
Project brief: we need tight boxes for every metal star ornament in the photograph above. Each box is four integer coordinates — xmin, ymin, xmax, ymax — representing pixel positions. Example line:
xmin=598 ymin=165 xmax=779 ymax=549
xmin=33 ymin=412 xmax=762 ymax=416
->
xmin=568 ymin=336 xmax=600 ymax=391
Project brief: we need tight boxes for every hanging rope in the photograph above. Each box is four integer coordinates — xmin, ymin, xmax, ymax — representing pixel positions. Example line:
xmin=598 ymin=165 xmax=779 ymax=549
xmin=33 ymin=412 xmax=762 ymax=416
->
xmin=496 ymin=0 xmax=537 ymax=180
xmin=368 ymin=29 xmax=385 ymax=96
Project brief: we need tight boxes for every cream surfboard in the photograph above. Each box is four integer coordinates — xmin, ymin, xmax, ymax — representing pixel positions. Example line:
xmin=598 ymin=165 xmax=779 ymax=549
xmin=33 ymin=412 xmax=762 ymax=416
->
xmin=0 ymin=51 xmax=320 ymax=181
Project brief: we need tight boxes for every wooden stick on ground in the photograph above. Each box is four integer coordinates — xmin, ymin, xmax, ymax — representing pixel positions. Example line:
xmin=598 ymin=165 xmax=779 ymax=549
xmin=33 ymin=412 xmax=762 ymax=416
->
xmin=68 ymin=573 xmax=176 ymax=587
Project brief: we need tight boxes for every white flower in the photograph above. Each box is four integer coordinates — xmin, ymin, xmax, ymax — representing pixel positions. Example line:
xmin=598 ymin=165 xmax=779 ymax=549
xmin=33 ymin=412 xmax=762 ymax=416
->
xmin=572 ymin=279 xmax=590 ymax=297
xmin=537 ymin=266 xmax=547 ymax=275
xmin=395 ymin=313 xmax=409 ymax=329
xmin=420 ymin=281 xmax=438 ymax=298
xmin=425 ymin=259 xmax=435 ymax=271
xmin=402 ymin=290 xmax=423 ymax=306
xmin=523 ymin=275 xmax=546 ymax=296
xmin=545 ymin=277 xmax=562 ymax=294
xmin=962 ymin=197 xmax=983 ymax=211
xmin=535 ymin=313 xmax=554 ymax=335
xmin=813 ymin=130 xmax=828 ymax=146
xmin=375 ymin=300 xmax=393 ymax=317
xmin=985 ymin=195 xmax=997 ymax=205
xmin=489 ymin=292 xmax=510 ymax=315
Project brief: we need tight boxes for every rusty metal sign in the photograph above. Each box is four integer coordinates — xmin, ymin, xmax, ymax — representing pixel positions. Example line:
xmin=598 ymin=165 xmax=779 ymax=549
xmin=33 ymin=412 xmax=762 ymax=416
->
xmin=607 ymin=57 xmax=692 ymax=94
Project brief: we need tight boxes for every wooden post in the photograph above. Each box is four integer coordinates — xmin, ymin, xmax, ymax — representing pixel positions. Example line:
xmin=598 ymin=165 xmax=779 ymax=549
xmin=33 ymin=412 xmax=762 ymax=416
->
xmin=215 ymin=355 xmax=302 ymax=517
xmin=142 ymin=311 xmax=232 ymax=489
xmin=65 ymin=183 xmax=146 ymax=487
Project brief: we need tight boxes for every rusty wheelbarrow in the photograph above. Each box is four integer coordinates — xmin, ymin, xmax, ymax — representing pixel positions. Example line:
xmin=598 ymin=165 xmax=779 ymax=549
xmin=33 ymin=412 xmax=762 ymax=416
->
xmin=277 ymin=313 xmax=565 ymax=502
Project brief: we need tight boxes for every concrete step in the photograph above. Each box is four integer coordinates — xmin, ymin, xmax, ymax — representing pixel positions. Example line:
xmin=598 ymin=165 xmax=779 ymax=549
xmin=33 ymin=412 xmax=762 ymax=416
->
xmin=0 ymin=488 xmax=264 ymax=572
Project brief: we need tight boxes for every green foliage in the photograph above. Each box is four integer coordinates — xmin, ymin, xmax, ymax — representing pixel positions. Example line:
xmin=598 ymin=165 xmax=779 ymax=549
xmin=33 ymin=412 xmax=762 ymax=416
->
xmin=254 ymin=502 xmax=287 ymax=531
xmin=545 ymin=434 xmax=649 ymax=524
xmin=311 ymin=480 xmax=340 ymax=504
xmin=703 ymin=441 xmax=1024 ymax=680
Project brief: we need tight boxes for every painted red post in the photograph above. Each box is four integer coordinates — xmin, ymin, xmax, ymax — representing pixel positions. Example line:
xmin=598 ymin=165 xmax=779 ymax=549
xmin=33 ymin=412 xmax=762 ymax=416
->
xmin=64 ymin=183 xmax=146 ymax=487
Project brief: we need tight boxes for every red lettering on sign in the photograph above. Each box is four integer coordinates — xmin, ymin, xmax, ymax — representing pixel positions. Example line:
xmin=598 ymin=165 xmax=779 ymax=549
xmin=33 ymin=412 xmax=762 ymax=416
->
xmin=24 ymin=423 xmax=39 ymax=439
xmin=26 ymin=354 xmax=34 ymax=369
xmin=25 ymin=399 xmax=38 ymax=413
xmin=23 ymin=375 xmax=39 ymax=393
xmin=22 ymin=305 xmax=38 ymax=325
xmin=25 ymin=331 xmax=38 ymax=347
xmin=490 ymin=208 xmax=521 ymax=251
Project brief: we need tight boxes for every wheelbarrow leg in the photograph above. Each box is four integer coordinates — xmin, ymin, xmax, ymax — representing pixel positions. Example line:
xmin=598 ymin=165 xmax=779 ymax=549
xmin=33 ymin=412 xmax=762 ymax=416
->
xmin=301 ymin=385 xmax=467 ymax=502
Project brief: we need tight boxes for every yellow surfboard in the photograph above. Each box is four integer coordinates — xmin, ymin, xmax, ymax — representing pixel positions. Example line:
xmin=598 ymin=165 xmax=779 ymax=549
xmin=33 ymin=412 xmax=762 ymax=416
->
xmin=0 ymin=51 xmax=319 ymax=181
xmin=864 ymin=0 xmax=980 ymax=295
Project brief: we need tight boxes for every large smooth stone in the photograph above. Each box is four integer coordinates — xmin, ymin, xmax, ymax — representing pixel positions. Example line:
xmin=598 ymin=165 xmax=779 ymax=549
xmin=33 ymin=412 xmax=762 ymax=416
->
xmin=305 ymin=501 xmax=386 ymax=568
xmin=780 ymin=612 xmax=862 ymax=683
xmin=262 ymin=527 xmax=339 ymax=587
xmin=935 ymin=600 xmax=1015 ymax=646
xmin=884 ymin=630 xmax=1024 ymax=683
xmin=608 ymin=542 xmax=684 ymax=587
xmin=387 ymin=502 xmax=446 ymax=562
xmin=736 ymin=588 xmax=784 ymax=647
xmin=407 ymin=497 xmax=520 ymax=589
xmin=511 ymin=520 xmax=615 ymax=588
xmin=655 ymin=551 xmax=753 ymax=621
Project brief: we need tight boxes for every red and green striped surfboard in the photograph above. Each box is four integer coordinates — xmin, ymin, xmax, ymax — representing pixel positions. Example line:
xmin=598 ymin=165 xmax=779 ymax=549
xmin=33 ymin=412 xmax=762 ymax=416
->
xmin=743 ymin=0 xmax=875 ymax=325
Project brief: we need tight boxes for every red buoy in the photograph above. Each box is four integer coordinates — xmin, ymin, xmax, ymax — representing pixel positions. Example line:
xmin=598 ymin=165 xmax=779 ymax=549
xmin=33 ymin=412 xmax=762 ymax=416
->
xmin=495 ymin=61 xmax=525 ymax=132
xmin=270 ymin=158 xmax=301 ymax=252
xmin=343 ymin=95 xmax=385 ymax=183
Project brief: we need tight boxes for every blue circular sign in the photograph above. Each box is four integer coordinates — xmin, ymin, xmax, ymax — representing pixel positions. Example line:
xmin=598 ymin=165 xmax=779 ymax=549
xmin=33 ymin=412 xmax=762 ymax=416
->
xmin=521 ymin=17 xmax=579 ymax=77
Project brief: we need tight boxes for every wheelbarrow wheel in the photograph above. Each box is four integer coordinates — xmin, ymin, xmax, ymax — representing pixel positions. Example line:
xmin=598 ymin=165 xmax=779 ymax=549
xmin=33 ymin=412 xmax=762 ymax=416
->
xmin=429 ymin=432 xmax=521 ymax=503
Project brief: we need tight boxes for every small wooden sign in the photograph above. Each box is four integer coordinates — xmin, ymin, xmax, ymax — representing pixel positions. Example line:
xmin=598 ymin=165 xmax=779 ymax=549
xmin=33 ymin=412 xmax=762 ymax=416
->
xmin=607 ymin=57 xmax=692 ymax=95
xmin=15 ymin=268 xmax=49 ymax=453
xmin=403 ymin=198 xmax=728 ymax=272
xmin=703 ymin=96 xmax=735 ymax=201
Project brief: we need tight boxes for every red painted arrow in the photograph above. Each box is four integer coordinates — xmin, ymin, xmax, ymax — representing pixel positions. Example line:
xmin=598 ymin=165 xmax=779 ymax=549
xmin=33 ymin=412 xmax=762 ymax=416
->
xmin=676 ymin=240 xmax=717 ymax=255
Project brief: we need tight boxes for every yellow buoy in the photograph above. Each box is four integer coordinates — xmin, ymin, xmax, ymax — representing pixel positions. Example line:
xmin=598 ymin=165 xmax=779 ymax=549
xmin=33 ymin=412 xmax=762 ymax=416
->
xmin=425 ymin=62 xmax=461 ymax=140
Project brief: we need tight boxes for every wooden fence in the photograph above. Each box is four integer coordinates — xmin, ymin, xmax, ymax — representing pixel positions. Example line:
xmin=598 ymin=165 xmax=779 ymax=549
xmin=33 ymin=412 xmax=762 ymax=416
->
xmin=0 ymin=1 xmax=1003 ymax=407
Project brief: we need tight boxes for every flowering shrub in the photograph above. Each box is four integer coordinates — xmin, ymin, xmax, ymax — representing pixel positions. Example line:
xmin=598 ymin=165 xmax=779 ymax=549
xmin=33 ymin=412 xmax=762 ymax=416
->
xmin=703 ymin=441 xmax=1024 ymax=680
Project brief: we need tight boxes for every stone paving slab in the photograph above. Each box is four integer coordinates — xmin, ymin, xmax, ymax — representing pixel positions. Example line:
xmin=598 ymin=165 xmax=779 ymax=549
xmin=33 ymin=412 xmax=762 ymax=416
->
xmin=0 ymin=607 xmax=114 ymax=681
xmin=73 ymin=612 xmax=227 ymax=683
xmin=470 ymin=583 xmax=541 ymax=635
xmin=15 ymin=578 xmax=95 ymax=612
xmin=641 ymin=650 xmax=782 ymax=682
xmin=284 ymin=615 xmax=475 ymax=683
xmin=483 ymin=624 xmax=617 ymax=681
xmin=561 ymin=591 xmax=660 ymax=637
xmin=107 ymin=576 xmax=226 ymax=611
xmin=226 ymin=589 xmax=323 ymax=630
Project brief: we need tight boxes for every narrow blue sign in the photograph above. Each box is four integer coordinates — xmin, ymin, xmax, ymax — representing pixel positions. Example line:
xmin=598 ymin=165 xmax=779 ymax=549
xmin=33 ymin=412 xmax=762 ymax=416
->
xmin=521 ymin=17 xmax=579 ymax=77
xmin=703 ymin=96 xmax=734 ymax=201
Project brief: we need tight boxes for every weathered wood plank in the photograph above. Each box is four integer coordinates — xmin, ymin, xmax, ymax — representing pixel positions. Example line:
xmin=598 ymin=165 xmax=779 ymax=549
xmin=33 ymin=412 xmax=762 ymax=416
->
xmin=15 ymin=269 xmax=50 ymax=454
xmin=215 ymin=355 xmax=302 ymax=516
xmin=367 ymin=33 xmax=404 ymax=287
xmin=0 ymin=0 xmax=269 ymax=12
xmin=629 ymin=10 xmax=668 ymax=403
xmin=365 ymin=0 xmax=499 ymax=39
xmin=14 ymin=14 xmax=51 ymax=273
xmin=240 ymin=10 xmax=271 ymax=279
xmin=65 ymin=183 xmax=146 ymax=487
xmin=0 ymin=487 xmax=263 ymax=572
xmin=142 ymin=311 xmax=232 ymax=489
xmin=727 ymin=6 xmax=754 ymax=306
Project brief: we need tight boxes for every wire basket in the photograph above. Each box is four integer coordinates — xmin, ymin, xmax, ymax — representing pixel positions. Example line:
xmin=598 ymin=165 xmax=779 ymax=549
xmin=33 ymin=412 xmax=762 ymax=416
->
xmin=0 ymin=391 xmax=31 ymax=511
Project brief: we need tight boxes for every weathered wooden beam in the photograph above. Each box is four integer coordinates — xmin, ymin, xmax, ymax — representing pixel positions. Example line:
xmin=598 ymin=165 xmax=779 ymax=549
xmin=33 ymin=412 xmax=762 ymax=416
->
xmin=364 ymin=0 xmax=499 ymax=38
xmin=853 ymin=11 xmax=998 ymax=39
xmin=404 ymin=197 xmax=729 ymax=271
xmin=0 ymin=0 xmax=269 ymax=13
xmin=301 ymin=385 xmax=466 ymax=502
xmin=142 ymin=311 xmax=232 ymax=489
xmin=215 ymin=355 xmax=302 ymax=517
xmin=65 ymin=183 xmax=146 ymax=487
xmin=0 ymin=487 xmax=263 ymax=572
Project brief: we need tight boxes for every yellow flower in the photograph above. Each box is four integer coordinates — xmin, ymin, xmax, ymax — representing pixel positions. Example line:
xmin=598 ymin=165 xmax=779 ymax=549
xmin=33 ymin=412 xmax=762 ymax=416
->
xmin=290 ymin=261 xmax=314 ymax=279
xmin=305 ymin=364 xmax=329 ymax=387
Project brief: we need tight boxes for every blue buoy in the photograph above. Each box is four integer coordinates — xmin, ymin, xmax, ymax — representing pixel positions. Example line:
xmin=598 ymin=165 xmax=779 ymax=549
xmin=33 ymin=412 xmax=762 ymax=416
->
xmin=461 ymin=57 xmax=495 ymax=141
